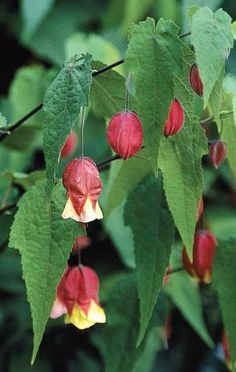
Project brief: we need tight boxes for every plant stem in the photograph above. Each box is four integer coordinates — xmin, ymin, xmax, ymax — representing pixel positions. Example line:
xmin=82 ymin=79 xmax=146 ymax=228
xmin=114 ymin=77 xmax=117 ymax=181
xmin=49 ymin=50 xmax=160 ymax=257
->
xmin=179 ymin=31 xmax=191 ymax=38
xmin=80 ymin=107 xmax=86 ymax=157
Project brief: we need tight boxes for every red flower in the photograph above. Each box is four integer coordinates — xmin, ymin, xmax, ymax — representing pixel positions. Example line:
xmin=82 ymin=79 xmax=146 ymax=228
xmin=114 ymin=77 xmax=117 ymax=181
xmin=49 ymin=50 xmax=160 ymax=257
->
xmin=182 ymin=230 xmax=217 ymax=283
xmin=62 ymin=157 xmax=103 ymax=223
xmin=209 ymin=141 xmax=227 ymax=169
xmin=107 ymin=111 xmax=143 ymax=159
xmin=189 ymin=64 xmax=203 ymax=97
xmin=50 ymin=265 xmax=106 ymax=329
xmin=163 ymin=99 xmax=185 ymax=137
xmin=61 ymin=131 xmax=78 ymax=158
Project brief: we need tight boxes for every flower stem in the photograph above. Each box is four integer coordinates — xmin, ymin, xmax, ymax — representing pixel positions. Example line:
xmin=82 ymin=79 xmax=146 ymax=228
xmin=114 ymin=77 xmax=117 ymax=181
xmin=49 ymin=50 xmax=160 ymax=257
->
xmin=80 ymin=106 xmax=86 ymax=157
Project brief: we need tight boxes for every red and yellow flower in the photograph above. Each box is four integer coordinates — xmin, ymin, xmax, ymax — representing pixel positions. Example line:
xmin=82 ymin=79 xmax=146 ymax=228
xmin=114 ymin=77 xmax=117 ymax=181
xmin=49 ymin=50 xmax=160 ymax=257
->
xmin=62 ymin=157 xmax=103 ymax=223
xmin=50 ymin=265 xmax=106 ymax=329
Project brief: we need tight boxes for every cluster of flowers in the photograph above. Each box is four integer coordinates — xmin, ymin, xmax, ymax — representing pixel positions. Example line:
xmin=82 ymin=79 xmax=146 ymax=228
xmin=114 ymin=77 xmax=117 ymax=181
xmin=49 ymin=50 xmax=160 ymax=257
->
xmin=51 ymin=62 xmax=228 ymax=336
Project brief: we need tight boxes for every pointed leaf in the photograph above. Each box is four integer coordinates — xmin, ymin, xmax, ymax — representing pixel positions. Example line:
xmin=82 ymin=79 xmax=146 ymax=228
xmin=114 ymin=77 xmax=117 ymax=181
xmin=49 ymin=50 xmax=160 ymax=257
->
xmin=125 ymin=17 xmax=183 ymax=174
xmin=124 ymin=176 xmax=175 ymax=345
xmin=220 ymin=112 xmax=236 ymax=179
xmin=43 ymin=54 xmax=92 ymax=192
xmin=188 ymin=7 xmax=234 ymax=104
xmin=9 ymin=180 xmax=79 ymax=363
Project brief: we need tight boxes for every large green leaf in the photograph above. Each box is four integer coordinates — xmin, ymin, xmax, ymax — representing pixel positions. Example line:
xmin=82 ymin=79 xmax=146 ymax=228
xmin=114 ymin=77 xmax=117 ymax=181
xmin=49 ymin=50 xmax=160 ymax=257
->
xmin=91 ymin=274 xmax=147 ymax=372
xmin=220 ymin=112 xmax=236 ymax=179
xmin=165 ymin=272 xmax=214 ymax=348
xmin=212 ymin=239 xmax=236 ymax=370
xmin=159 ymin=51 xmax=208 ymax=257
xmin=188 ymin=7 xmax=234 ymax=105
xmin=43 ymin=54 xmax=92 ymax=193
xmin=125 ymin=17 xmax=183 ymax=175
xmin=9 ymin=180 xmax=80 ymax=363
xmin=124 ymin=176 xmax=175 ymax=345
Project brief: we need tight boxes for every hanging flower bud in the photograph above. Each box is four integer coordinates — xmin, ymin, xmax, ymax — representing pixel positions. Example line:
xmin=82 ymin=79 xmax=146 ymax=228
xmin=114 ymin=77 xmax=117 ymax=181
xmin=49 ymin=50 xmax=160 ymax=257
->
xmin=163 ymin=99 xmax=185 ymax=137
xmin=72 ymin=235 xmax=91 ymax=254
xmin=107 ymin=111 xmax=143 ymax=159
xmin=182 ymin=230 xmax=217 ymax=283
xmin=62 ymin=157 xmax=103 ymax=223
xmin=197 ymin=197 xmax=204 ymax=222
xmin=50 ymin=265 xmax=106 ymax=329
xmin=61 ymin=131 xmax=78 ymax=158
xmin=189 ymin=64 xmax=203 ymax=96
xmin=209 ymin=141 xmax=227 ymax=169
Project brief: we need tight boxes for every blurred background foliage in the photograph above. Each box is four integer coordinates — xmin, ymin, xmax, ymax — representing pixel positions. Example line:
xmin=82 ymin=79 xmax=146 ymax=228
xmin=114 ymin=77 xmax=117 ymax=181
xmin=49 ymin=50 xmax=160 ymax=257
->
xmin=0 ymin=0 xmax=236 ymax=371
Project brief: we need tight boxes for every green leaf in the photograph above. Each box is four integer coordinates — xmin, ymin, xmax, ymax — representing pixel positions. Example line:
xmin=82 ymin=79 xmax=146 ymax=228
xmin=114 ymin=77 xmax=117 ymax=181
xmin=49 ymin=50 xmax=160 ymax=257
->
xmin=220 ymin=112 xmax=236 ymax=179
xmin=208 ymin=67 xmax=224 ymax=125
xmin=165 ymin=272 xmax=214 ymax=348
xmin=188 ymin=7 xmax=234 ymax=105
xmin=104 ymin=151 xmax=152 ymax=216
xmin=21 ymin=0 xmax=55 ymax=39
xmin=233 ymin=94 xmax=236 ymax=126
xmin=43 ymin=54 xmax=92 ymax=193
xmin=90 ymin=62 xmax=127 ymax=119
xmin=91 ymin=274 xmax=147 ymax=372
xmin=159 ymin=52 xmax=208 ymax=257
xmin=65 ymin=33 xmax=120 ymax=66
xmin=124 ymin=176 xmax=175 ymax=345
xmin=212 ymin=239 xmax=236 ymax=370
xmin=125 ymin=18 xmax=183 ymax=175
xmin=9 ymin=180 xmax=80 ymax=363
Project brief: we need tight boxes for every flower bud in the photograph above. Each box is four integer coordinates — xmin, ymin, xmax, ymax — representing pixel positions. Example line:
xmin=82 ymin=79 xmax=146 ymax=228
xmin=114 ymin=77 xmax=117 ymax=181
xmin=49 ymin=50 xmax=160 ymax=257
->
xmin=61 ymin=131 xmax=78 ymax=158
xmin=189 ymin=64 xmax=203 ymax=97
xmin=62 ymin=157 xmax=103 ymax=223
xmin=182 ymin=230 xmax=217 ymax=283
xmin=107 ymin=111 xmax=143 ymax=159
xmin=72 ymin=235 xmax=91 ymax=253
xmin=163 ymin=99 xmax=185 ymax=137
xmin=50 ymin=265 xmax=106 ymax=329
xmin=209 ymin=141 xmax=227 ymax=169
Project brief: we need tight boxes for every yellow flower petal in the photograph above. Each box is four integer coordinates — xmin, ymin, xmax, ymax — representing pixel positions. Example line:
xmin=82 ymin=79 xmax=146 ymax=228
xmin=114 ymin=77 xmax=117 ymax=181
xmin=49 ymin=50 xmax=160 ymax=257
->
xmin=65 ymin=304 xmax=95 ymax=330
xmin=61 ymin=196 xmax=80 ymax=221
xmin=87 ymin=300 xmax=106 ymax=323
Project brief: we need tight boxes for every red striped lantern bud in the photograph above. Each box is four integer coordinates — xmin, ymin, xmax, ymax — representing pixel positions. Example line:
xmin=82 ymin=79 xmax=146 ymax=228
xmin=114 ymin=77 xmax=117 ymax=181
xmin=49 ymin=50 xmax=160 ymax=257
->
xmin=62 ymin=157 xmax=103 ymax=223
xmin=209 ymin=141 xmax=227 ymax=169
xmin=107 ymin=111 xmax=143 ymax=159
xmin=50 ymin=265 xmax=106 ymax=329
xmin=61 ymin=131 xmax=78 ymax=158
xmin=163 ymin=99 xmax=185 ymax=137
xmin=182 ymin=230 xmax=217 ymax=283
xmin=189 ymin=64 xmax=203 ymax=96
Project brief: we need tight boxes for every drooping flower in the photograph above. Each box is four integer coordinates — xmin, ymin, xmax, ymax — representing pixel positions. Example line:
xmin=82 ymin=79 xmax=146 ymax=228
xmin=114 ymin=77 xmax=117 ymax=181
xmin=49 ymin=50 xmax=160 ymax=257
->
xmin=61 ymin=131 xmax=78 ymax=158
xmin=50 ymin=265 xmax=106 ymax=330
xmin=209 ymin=141 xmax=227 ymax=169
xmin=163 ymin=99 xmax=185 ymax=137
xmin=182 ymin=230 xmax=217 ymax=283
xmin=107 ymin=111 xmax=143 ymax=159
xmin=62 ymin=157 xmax=103 ymax=223
xmin=189 ymin=64 xmax=203 ymax=97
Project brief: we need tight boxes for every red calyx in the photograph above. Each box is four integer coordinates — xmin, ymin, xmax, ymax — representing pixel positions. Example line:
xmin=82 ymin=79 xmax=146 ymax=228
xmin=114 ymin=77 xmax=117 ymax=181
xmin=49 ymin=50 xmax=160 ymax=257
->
xmin=72 ymin=235 xmax=91 ymax=253
xmin=209 ymin=141 xmax=227 ymax=169
xmin=197 ymin=197 xmax=204 ymax=222
xmin=163 ymin=98 xmax=185 ymax=137
xmin=189 ymin=64 xmax=203 ymax=97
xmin=61 ymin=131 xmax=78 ymax=158
xmin=107 ymin=111 xmax=143 ymax=159
xmin=62 ymin=157 xmax=102 ymax=215
xmin=182 ymin=230 xmax=217 ymax=283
